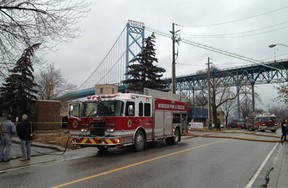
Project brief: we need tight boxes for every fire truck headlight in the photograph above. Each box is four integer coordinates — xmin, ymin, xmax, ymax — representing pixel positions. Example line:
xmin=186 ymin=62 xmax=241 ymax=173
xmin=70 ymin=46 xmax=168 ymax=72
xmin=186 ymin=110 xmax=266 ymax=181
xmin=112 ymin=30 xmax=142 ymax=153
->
xmin=107 ymin=124 xmax=115 ymax=133
xmin=81 ymin=128 xmax=88 ymax=132
xmin=81 ymin=124 xmax=89 ymax=133
xmin=115 ymin=138 xmax=121 ymax=143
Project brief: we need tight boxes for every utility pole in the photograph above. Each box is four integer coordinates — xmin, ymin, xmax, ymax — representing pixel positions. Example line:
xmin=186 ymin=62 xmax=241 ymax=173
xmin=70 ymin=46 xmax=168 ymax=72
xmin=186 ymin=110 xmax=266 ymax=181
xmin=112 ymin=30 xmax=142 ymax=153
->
xmin=251 ymin=82 xmax=255 ymax=113
xmin=207 ymin=57 xmax=212 ymax=129
xmin=171 ymin=23 xmax=176 ymax=94
xmin=170 ymin=23 xmax=180 ymax=94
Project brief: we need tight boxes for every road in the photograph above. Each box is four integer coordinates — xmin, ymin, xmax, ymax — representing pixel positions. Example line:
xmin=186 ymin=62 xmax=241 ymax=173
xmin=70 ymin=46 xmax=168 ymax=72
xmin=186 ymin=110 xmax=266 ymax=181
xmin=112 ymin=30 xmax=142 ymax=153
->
xmin=0 ymin=131 xmax=281 ymax=188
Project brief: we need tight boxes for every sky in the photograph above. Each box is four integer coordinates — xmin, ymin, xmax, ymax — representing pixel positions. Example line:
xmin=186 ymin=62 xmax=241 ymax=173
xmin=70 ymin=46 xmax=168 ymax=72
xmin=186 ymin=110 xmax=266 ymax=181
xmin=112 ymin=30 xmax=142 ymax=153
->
xmin=45 ymin=0 xmax=288 ymax=110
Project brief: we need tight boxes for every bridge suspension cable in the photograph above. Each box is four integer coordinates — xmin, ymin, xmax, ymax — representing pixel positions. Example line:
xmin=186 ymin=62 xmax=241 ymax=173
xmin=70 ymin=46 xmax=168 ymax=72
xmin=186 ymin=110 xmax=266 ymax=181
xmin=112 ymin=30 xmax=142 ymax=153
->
xmin=145 ymin=26 xmax=281 ymax=71
xmin=77 ymin=26 xmax=127 ymax=90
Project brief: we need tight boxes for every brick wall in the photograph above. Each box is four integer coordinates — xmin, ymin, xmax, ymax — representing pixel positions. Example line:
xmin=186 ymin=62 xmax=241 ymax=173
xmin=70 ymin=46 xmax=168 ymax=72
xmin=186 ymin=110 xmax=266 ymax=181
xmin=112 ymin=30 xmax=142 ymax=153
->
xmin=31 ymin=100 xmax=61 ymax=130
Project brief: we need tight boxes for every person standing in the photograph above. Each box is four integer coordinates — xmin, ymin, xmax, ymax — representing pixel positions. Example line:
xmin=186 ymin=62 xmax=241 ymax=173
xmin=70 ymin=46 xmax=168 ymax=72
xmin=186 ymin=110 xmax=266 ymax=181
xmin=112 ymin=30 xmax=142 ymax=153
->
xmin=281 ymin=119 xmax=287 ymax=141
xmin=17 ymin=114 xmax=33 ymax=161
xmin=0 ymin=115 xmax=16 ymax=162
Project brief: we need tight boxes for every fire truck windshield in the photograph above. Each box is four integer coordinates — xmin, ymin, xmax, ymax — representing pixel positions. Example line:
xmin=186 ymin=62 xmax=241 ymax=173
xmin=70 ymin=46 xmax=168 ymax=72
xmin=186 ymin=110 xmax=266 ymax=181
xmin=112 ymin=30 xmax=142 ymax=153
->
xmin=83 ymin=102 xmax=97 ymax=117
xmin=96 ymin=100 xmax=124 ymax=116
xmin=255 ymin=116 xmax=276 ymax=122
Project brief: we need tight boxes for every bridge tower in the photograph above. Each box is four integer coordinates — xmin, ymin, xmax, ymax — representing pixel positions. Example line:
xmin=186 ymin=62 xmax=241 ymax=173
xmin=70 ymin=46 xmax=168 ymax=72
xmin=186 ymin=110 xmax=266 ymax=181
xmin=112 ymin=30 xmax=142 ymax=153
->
xmin=125 ymin=20 xmax=145 ymax=79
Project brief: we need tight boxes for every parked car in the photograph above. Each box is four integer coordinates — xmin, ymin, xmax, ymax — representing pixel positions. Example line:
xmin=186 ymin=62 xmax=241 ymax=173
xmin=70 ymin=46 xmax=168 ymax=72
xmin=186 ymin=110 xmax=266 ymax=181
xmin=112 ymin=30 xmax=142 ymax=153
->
xmin=228 ymin=120 xmax=245 ymax=129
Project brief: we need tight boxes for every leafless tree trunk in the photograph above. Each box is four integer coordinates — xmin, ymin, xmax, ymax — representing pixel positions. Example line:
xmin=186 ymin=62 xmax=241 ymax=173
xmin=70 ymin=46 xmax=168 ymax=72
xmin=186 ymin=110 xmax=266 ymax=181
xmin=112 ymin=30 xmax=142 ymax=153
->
xmin=220 ymin=93 xmax=237 ymax=127
xmin=210 ymin=76 xmax=241 ymax=130
xmin=0 ymin=0 xmax=90 ymax=78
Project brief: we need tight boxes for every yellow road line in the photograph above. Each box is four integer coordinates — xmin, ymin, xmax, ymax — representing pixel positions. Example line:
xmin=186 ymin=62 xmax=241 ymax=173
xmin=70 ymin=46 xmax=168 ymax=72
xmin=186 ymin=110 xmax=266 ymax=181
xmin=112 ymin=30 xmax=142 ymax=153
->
xmin=51 ymin=139 xmax=227 ymax=188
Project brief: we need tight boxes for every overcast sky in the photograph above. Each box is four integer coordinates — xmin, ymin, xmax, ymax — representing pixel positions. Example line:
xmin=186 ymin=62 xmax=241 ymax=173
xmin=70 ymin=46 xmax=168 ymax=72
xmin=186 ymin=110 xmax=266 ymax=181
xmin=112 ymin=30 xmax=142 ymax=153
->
xmin=46 ymin=0 xmax=288 ymax=109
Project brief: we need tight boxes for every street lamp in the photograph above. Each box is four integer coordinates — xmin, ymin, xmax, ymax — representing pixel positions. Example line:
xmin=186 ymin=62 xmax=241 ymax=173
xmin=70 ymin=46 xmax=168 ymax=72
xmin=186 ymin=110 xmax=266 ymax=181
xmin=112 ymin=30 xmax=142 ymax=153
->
xmin=269 ymin=44 xmax=288 ymax=48
xmin=269 ymin=44 xmax=288 ymax=62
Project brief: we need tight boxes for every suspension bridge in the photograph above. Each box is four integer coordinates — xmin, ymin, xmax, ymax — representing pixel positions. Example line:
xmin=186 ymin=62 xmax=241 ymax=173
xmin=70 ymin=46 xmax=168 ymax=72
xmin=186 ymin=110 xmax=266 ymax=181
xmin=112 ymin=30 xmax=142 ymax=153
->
xmin=61 ymin=20 xmax=288 ymax=100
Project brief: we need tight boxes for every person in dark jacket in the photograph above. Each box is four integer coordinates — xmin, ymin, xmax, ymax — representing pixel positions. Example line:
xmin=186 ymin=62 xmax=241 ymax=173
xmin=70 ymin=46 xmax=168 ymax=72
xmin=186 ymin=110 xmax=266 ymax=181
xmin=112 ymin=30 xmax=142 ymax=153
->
xmin=17 ymin=114 xmax=33 ymax=161
xmin=281 ymin=119 xmax=287 ymax=141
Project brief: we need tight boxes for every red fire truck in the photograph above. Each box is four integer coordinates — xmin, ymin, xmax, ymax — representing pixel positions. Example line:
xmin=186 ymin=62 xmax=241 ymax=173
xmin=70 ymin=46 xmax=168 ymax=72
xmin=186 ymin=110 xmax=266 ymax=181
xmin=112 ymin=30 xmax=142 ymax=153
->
xmin=67 ymin=88 xmax=188 ymax=152
xmin=254 ymin=113 xmax=278 ymax=132
xmin=246 ymin=113 xmax=278 ymax=132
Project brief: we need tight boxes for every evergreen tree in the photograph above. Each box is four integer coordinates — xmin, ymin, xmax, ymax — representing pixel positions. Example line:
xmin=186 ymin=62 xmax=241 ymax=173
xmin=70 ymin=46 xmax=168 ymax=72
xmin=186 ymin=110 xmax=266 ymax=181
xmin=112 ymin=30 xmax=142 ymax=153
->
xmin=0 ymin=43 xmax=40 ymax=118
xmin=123 ymin=33 xmax=167 ymax=92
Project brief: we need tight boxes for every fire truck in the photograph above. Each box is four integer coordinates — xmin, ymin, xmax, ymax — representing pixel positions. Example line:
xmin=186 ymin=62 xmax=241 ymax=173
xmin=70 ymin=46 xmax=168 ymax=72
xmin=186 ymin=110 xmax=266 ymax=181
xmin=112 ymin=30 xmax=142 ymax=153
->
xmin=254 ymin=113 xmax=278 ymax=132
xmin=67 ymin=88 xmax=188 ymax=152
xmin=246 ymin=113 xmax=278 ymax=132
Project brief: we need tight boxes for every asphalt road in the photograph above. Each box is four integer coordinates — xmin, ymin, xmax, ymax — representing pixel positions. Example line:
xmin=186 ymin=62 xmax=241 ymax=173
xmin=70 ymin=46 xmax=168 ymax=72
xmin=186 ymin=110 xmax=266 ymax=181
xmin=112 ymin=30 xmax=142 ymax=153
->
xmin=0 ymin=132 xmax=280 ymax=188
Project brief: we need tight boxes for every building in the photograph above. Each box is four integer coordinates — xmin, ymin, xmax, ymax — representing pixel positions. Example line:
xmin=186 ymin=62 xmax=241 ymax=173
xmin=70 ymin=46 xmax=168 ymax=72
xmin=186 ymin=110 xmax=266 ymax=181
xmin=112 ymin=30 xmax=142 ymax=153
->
xmin=95 ymin=84 xmax=118 ymax=95
xmin=31 ymin=100 xmax=61 ymax=130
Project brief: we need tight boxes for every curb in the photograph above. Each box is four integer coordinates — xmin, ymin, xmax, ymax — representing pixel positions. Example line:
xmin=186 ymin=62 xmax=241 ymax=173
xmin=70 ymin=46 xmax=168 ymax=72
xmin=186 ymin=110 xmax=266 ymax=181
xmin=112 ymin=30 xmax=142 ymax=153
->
xmin=267 ymin=142 xmax=288 ymax=188
xmin=184 ymin=132 xmax=282 ymax=143
xmin=12 ymin=138 xmax=66 ymax=152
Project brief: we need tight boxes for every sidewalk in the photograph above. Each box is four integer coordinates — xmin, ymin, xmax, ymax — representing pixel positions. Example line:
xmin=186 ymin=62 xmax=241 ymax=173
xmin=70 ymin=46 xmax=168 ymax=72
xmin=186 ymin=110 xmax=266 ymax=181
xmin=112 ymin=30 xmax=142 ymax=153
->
xmin=0 ymin=138 xmax=98 ymax=173
xmin=268 ymin=141 xmax=288 ymax=188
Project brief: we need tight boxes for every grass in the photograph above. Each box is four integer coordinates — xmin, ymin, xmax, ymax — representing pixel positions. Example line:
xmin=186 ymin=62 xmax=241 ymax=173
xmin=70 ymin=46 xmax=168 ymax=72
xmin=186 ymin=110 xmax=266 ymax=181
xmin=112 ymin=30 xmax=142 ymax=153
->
xmin=33 ymin=129 xmax=75 ymax=149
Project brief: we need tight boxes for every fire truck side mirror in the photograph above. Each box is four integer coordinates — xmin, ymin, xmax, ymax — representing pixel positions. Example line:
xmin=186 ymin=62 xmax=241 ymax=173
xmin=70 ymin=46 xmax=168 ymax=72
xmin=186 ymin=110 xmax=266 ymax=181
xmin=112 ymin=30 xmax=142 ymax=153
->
xmin=128 ymin=105 xmax=134 ymax=116
xmin=69 ymin=105 xmax=73 ymax=112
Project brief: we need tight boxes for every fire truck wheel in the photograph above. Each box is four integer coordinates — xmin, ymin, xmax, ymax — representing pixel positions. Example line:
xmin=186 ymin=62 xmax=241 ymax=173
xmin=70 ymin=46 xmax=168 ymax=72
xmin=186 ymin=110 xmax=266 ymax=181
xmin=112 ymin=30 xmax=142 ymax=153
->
xmin=134 ymin=130 xmax=145 ymax=152
xmin=97 ymin=146 xmax=108 ymax=152
xmin=166 ymin=128 xmax=180 ymax=145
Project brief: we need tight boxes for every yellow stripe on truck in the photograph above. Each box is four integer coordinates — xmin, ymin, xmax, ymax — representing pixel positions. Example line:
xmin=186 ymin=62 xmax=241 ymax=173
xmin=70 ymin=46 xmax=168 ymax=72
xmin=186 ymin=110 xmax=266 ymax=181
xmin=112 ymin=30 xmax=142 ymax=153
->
xmin=89 ymin=138 xmax=97 ymax=144
xmin=105 ymin=139 xmax=114 ymax=144
xmin=82 ymin=138 xmax=88 ymax=144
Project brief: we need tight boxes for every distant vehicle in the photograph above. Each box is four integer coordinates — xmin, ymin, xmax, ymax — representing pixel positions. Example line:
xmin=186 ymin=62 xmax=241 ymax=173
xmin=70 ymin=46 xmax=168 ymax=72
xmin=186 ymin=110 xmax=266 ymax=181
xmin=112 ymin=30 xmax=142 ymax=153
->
xmin=228 ymin=121 xmax=238 ymax=128
xmin=228 ymin=120 xmax=245 ymax=129
xmin=254 ymin=113 xmax=278 ymax=132
xmin=246 ymin=113 xmax=278 ymax=132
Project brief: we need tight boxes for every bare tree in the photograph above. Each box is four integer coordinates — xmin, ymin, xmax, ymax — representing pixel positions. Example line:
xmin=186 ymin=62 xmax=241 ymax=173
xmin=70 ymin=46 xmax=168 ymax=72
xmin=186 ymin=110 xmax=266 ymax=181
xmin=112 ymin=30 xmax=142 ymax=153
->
xmin=189 ymin=67 xmax=241 ymax=129
xmin=268 ymin=105 xmax=288 ymax=121
xmin=275 ymin=83 xmax=288 ymax=104
xmin=193 ymin=90 xmax=208 ymax=107
xmin=36 ymin=63 xmax=76 ymax=100
xmin=240 ymin=86 xmax=262 ymax=120
xmin=210 ymin=77 xmax=239 ymax=129
xmin=0 ymin=0 xmax=90 ymax=77
xmin=196 ymin=66 xmax=242 ymax=129
xmin=219 ymin=93 xmax=237 ymax=127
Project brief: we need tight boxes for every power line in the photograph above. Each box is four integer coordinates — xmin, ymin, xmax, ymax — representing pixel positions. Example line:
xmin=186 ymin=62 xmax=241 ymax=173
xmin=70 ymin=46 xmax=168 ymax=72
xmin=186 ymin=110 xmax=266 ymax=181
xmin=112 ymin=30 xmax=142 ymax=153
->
xmin=146 ymin=27 xmax=281 ymax=71
xmin=180 ymin=4 xmax=288 ymax=27
xmin=181 ymin=22 xmax=288 ymax=38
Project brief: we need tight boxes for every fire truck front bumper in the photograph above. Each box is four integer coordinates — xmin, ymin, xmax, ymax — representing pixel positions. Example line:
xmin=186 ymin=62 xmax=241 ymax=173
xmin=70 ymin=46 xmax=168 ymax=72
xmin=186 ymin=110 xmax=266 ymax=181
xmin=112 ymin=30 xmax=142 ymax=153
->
xmin=71 ymin=137 xmax=122 ymax=146
xmin=266 ymin=126 xmax=277 ymax=131
xmin=258 ymin=126 xmax=267 ymax=130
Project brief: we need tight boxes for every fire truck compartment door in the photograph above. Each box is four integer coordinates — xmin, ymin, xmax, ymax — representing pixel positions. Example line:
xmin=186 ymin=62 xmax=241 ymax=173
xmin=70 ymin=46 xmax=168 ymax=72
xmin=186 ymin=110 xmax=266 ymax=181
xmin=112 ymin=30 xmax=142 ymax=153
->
xmin=155 ymin=110 xmax=172 ymax=136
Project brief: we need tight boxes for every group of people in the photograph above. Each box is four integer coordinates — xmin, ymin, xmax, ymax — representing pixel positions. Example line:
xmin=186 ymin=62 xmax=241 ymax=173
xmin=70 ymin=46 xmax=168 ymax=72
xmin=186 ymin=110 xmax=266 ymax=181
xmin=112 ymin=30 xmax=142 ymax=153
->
xmin=0 ymin=114 xmax=34 ymax=162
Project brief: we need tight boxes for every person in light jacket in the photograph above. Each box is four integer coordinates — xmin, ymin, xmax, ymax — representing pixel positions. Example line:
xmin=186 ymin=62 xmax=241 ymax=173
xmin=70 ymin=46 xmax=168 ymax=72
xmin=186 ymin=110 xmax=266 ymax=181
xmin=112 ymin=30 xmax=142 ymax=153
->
xmin=0 ymin=115 xmax=16 ymax=162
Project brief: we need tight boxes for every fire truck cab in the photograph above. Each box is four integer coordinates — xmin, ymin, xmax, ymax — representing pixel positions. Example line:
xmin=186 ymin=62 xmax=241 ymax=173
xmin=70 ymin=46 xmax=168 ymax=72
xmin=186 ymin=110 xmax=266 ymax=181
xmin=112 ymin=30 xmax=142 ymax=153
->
xmin=67 ymin=88 xmax=187 ymax=152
